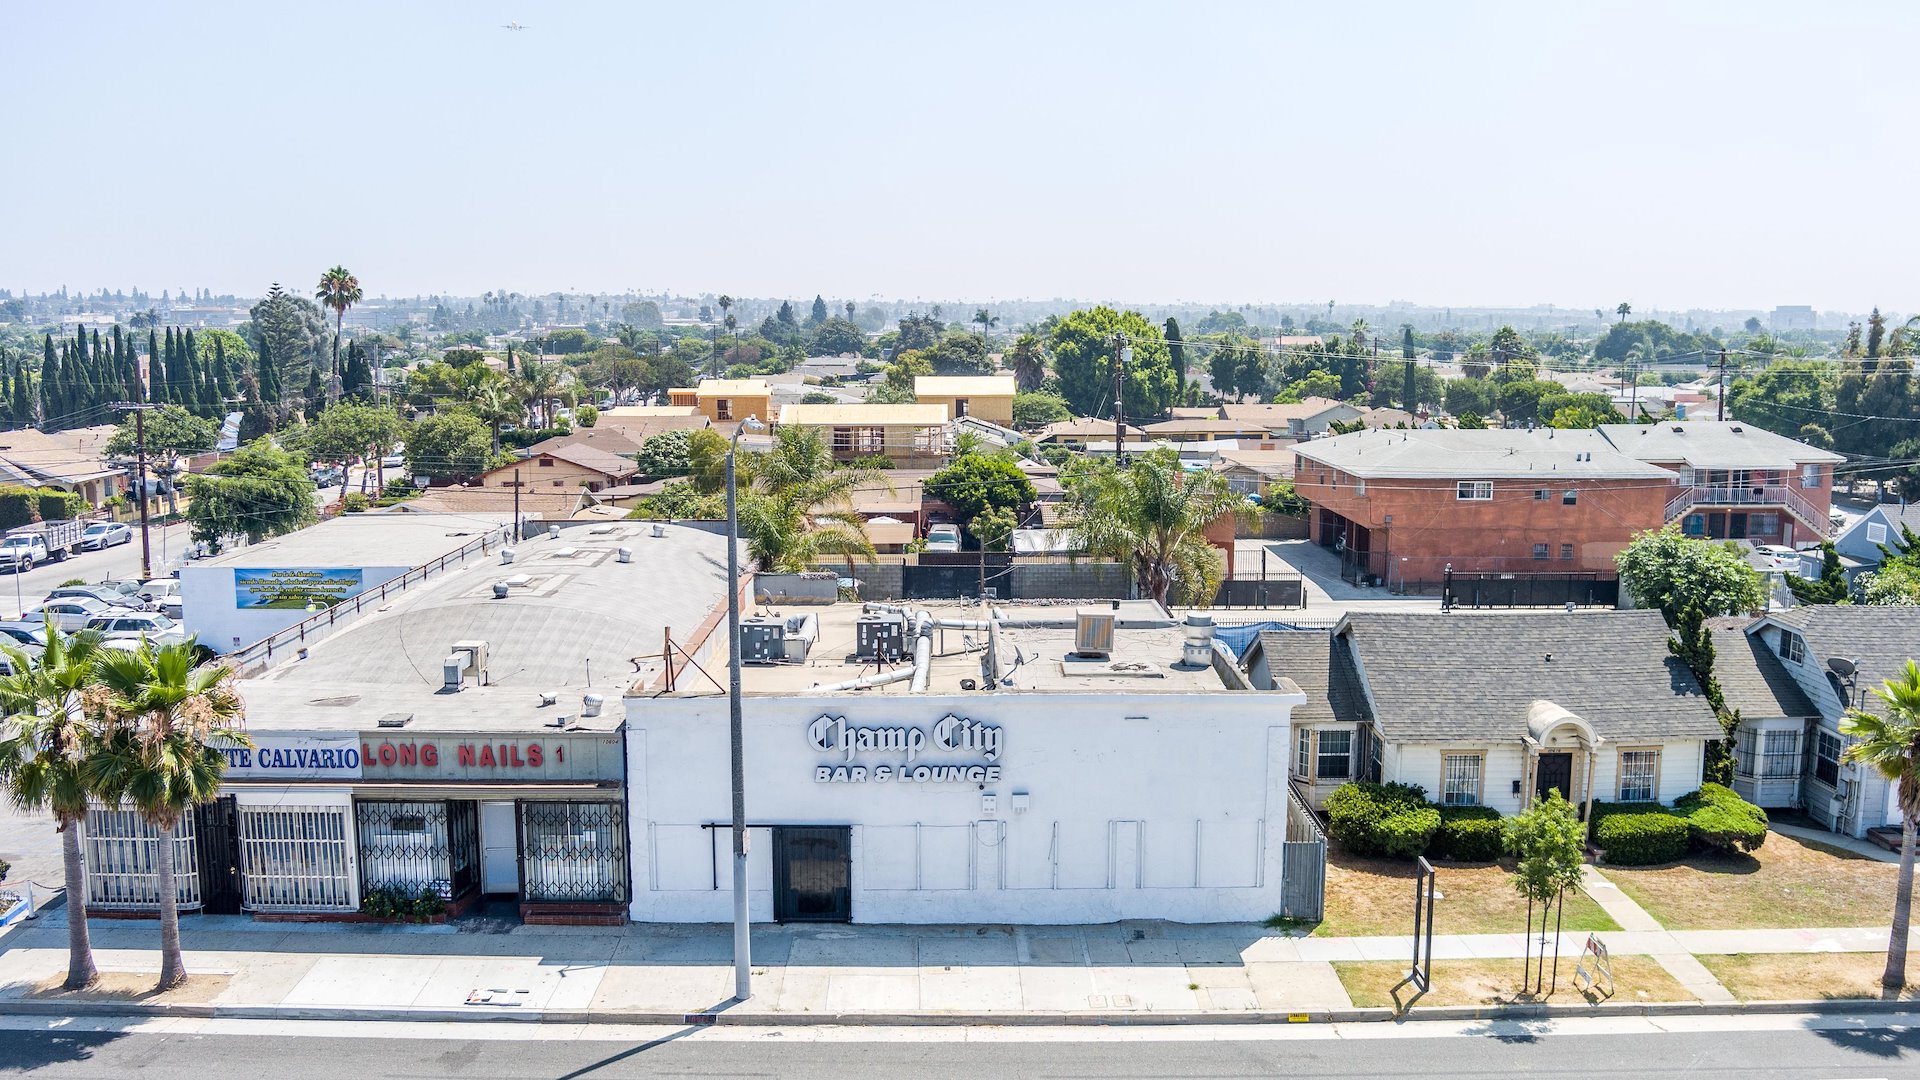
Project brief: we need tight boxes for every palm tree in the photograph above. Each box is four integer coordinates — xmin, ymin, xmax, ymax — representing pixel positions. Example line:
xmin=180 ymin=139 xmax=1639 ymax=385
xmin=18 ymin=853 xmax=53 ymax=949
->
xmin=87 ymin=642 xmax=246 ymax=992
xmin=315 ymin=267 xmax=364 ymax=398
xmin=515 ymin=360 xmax=565 ymax=429
xmin=716 ymin=295 xmax=735 ymax=334
xmin=735 ymin=427 xmax=876 ymax=572
xmin=1615 ymin=302 xmax=1632 ymax=323
xmin=973 ymin=308 xmax=999 ymax=344
xmin=0 ymin=620 xmax=109 ymax=990
xmin=469 ymin=381 xmax=521 ymax=453
xmin=1063 ymin=450 xmax=1251 ymax=607
xmin=1008 ymin=333 xmax=1047 ymax=392
xmin=1842 ymin=660 xmax=1920 ymax=990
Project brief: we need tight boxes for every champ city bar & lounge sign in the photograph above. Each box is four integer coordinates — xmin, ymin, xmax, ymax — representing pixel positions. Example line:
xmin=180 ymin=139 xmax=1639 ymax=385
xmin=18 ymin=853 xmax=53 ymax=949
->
xmin=357 ymin=731 xmax=623 ymax=783
xmin=808 ymin=713 xmax=1003 ymax=785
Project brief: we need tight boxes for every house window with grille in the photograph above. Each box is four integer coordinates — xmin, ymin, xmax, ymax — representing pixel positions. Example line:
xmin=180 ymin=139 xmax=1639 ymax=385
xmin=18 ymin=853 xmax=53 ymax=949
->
xmin=1316 ymin=729 xmax=1352 ymax=781
xmin=1534 ymin=488 xmax=1551 ymax=501
xmin=1815 ymin=730 xmax=1843 ymax=787
xmin=833 ymin=427 xmax=854 ymax=452
xmin=1763 ymin=730 xmax=1801 ymax=778
xmin=1618 ymin=749 xmax=1659 ymax=802
xmin=1457 ymin=481 xmax=1493 ymax=501
xmin=1442 ymin=753 xmax=1482 ymax=806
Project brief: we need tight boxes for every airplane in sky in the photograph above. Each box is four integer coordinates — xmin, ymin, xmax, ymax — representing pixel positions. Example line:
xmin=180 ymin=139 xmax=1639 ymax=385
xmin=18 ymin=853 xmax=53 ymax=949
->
xmin=501 ymin=21 xmax=528 ymax=31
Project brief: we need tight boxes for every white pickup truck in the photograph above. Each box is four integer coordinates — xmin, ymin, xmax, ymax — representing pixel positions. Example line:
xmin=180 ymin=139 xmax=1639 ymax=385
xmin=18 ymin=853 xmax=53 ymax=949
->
xmin=0 ymin=520 xmax=84 ymax=573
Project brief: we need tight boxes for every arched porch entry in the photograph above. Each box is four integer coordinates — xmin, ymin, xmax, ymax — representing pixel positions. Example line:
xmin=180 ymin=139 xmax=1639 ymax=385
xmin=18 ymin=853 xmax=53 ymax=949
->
xmin=1522 ymin=700 xmax=1604 ymax=821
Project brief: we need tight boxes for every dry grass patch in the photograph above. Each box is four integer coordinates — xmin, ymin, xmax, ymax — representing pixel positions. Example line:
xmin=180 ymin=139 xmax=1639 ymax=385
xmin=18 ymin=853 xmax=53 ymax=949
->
xmin=28 ymin=971 xmax=231 ymax=1004
xmin=1700 ymin=952 xmax=1920 ymax=1002
xmin=1600 ymin=832 xmax=1897 ymax=930
xmin=1334 ymin=956 xmax=1694 ymax=1008
xmin=1316 ymin=847 xmax=1617 ymax=937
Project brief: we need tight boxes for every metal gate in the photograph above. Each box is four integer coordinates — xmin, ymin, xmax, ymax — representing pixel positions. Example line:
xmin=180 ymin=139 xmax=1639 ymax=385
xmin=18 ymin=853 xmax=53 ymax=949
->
xmin=1280 ymin=783 xmax=1326 ymax=921
xmin=194 ymin=795 xmax=243 ymax=915
xmin=773 ymin=826 xmax=852 ymax=922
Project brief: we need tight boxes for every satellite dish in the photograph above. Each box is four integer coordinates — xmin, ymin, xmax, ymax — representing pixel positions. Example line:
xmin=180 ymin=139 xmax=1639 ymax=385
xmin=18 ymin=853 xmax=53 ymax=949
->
xmin=1828 ymin=657 xmax=1858 ymax=678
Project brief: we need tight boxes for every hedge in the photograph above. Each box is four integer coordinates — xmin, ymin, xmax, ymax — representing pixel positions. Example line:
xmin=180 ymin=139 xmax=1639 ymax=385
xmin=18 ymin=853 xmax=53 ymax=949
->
xmin=1431 ymin=805 xmax=1505 ymax=862
xmin=1675 ymin=783 xmax=1768 ymax=853
xmin=1593 ymin=808 xmax=1691 ymax=865
xmin=1326 ymin=782 xmax=1440 ymax=858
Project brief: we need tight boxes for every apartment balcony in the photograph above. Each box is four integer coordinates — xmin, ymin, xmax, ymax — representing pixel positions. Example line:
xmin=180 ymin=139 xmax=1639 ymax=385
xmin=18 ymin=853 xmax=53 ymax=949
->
xmin=1664 ymin=484 xmax=1828 ymax=537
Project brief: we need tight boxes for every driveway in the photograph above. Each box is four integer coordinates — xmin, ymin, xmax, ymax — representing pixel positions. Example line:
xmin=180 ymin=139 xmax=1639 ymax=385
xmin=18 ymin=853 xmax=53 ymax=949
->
xmin=1237 ymin=539 xmax=1442 ymax=615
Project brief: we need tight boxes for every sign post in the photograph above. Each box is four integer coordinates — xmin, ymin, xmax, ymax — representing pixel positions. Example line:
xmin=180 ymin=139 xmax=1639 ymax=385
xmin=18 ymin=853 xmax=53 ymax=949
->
xmin=1390 ymin=856 xmax=1436 ymax=1011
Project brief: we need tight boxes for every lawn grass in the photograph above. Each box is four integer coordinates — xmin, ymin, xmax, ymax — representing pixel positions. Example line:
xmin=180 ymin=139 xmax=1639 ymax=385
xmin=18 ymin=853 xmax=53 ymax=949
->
xmin=1315 ymin=846 xmax=1618 ymax=938
xmin=1334 ymin=956 xmax=1693 ymax=1008
xmin=1699 ymin=952 xmax=1920 ymax=1002
xmin=1598 ymin=832 xmax=1898 ymax=930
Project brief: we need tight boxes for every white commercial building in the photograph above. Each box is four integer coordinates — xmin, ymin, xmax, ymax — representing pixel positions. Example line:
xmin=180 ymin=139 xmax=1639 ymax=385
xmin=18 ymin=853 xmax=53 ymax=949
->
xmin=626 ymin=602 xmax=1308 ymax=925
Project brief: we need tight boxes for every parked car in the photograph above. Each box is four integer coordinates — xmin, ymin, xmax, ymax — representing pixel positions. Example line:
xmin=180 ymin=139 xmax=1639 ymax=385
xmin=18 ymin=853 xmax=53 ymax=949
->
xmin=0 ymin=520 xmax=86 ymax=570
xmin=925 ymin=524 xmax=963 ymax=553
xmin=0 ymin=621 xmax=49 ymax=647
xmin=381 ymin=452 xmax=405 ymax=468
xmin=0 ymin=533 xmax=49 ymax=573
xmin=79 ymin=522 xmax=134 ymax=550
xmin=0 ymin=643 xmax=43 ymax=676
xmin=139 ymin=578 xmax=183 ymax=618
xmin=85 ymin=611 xmax=187 ymax=646
xmin=43 ymin=584 xmax=143 ymax=609
xmin=24 ymin=598 xmax=115 ymax=631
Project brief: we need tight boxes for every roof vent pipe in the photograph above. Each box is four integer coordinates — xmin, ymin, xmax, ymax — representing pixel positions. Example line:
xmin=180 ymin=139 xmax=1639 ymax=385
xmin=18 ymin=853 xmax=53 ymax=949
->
xmin=492 ymin=581 xmax=510 ymax=599
xmin=1181 ymin=613 xmax=1216 ymax=667
xmin=582 ymin=693 xmax=604 ymax=718
xmin=617 ymin=546 xmax=633 ymax=563
xmin=651 ymin=523 xmax=666 ymax=538
xmin=501 ymin=548 xmax=516 ymax=565
xmin=548 ymin=525 xmax=562 ymax=540
xmin=908 ymin=610 xmax=934 ymax=694
xmin=539 ymin=690 xmax=559 ymax=706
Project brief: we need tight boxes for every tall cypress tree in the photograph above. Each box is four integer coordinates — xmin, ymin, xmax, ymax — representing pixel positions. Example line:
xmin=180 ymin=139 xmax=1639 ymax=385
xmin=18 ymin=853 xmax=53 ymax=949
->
xmin=181 ymin=329 xmax=199 ymax=405
xmin=40 ymin=338 xmax=60 ymax=429
xmin=15 ymin=363 xmax=35 ymax=427
xmin=213 ymin=336 xmax=236 ymax=401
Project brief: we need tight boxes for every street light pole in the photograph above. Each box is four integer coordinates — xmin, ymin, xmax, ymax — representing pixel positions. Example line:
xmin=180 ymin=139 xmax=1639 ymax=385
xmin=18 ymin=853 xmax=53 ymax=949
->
xmin=1111 ymin=333 xmax=1132 ymax=467
xmin=725 ymin=414 xmax=766 ymax=1002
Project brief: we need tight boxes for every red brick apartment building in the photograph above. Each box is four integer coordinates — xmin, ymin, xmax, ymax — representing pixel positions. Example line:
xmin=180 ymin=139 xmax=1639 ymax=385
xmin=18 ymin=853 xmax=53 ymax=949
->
xmin=1293 ymin=421 xmax=1843 ymax=592
xmin=1293 ymin=428 xmax=1673 ymax=590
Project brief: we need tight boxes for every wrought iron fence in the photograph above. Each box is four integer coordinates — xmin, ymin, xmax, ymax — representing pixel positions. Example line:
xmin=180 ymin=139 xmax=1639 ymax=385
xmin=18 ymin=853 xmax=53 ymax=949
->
xmin=520 ymin=801 xmax=628 ymax=903
xmin=355 ymin=800 xmax=477 ymax=900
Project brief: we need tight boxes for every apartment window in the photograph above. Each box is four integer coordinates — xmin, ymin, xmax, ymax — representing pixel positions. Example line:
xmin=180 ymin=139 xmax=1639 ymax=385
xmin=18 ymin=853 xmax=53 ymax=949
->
xmin=1618 ymin=749 xmax=1660 ymax=802
xmin=833 ymin=427 xmax=854 ymax=452
xmin=1802 ymin=464 xmax=1822 ymax=488
xmin=1354 ymin=480 xmax=1367 ymax=496
xmin=1560 ymin=543 xmax=1575 ymax=561
xmin=537 ymin=457 xmax=555 ymax=468
xmin=1562 ymin=489 xmax=1578 ymax=505
xmin=1814 ymin=730 xmax=1843 ymax=787
xmin=1316 ymin=729 xmax=1353 ymax=781
xmin=1682 ymin=513 xmax=1706 ymax=537
xmin=1532 ymin=543 xmax=1550 ymax=560
xmin=1442 ymin=753 xmax=1483 ymax=807
xmin=1763 ymin=730 xmax=1801 ymax=778
xmin=1534 ymin=488 xmax=1551 ymax=501
xmin=955 ymin=398 xmax=970 ymax=417
xmin=1296 ymin=728 xmax=1310 ymax=778
xmin=1778 ymin=631 xmax=1806 ymax=665
xmin=1677 ymin=467 xmax=1696 ymax=486
xmin=714 ymin=399 xmax=733 ymax=420
xmin=1868 ymin=522 xmax=1888 ymax=544
xmin=1457 ymin=481 xmax=1493 ymax=501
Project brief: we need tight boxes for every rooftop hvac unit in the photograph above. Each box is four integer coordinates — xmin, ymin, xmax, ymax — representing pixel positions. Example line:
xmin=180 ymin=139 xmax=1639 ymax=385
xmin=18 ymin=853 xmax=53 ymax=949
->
xmin=1074 ymin=609 xmax=1115 ymax=658
xmin=855 ymin=613 xmax=907 ymax=661
xmin=740 ymin=614 xmax=820 ymax=664
xmin=442 ymin=654 xmax=466 ymax=690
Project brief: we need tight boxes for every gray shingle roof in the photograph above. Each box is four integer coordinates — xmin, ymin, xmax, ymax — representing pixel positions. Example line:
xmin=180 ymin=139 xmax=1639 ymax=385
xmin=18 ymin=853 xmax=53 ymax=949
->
xmin=1251 ymin=631 xmax=1371 ymax=724
xmin=1706 ymin=616 xmax=1817 ymax=718
xmin=1338 ymin=610 xmax=1722 ymax=742
xmin=1763 ymin=606 xmax=1920 ymax=717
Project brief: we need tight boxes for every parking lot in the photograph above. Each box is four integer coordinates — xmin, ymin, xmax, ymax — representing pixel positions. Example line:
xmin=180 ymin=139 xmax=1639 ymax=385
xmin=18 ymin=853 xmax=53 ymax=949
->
xmin=0 ymin=520 xmax=193 ymax=620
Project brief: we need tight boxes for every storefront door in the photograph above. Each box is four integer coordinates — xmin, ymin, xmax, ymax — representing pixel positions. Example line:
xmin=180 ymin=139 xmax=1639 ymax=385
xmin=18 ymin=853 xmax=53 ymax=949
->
xmin=773 ymin=826 xmax=851 ymax=923
xmin=479 ymin=801 xmax=520 ymax=895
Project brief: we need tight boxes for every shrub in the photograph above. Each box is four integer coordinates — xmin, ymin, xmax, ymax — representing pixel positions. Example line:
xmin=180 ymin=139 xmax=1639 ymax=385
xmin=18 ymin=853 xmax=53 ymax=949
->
xmin=0 ymin=488 xmax=40 ymax=531
xmin=359 ymin=883 xmax=445 ymax=921
xmin=1431 ymin=805 xmax=1505 ymax=862
xmin=1594 ymin=808 xmax=1690 ymax=866
xmin=1675 ymin=783 xmax=1768 ymax=853
xmin=36 ymin=488 xmax=84 ymax=522
xmin=1326 ymin=781 xmax=1440 ymax=858
xmin=341 ymin=492 xmax=370 ymax=513
xmin=59 ymin=577 xmax=85 ymax=587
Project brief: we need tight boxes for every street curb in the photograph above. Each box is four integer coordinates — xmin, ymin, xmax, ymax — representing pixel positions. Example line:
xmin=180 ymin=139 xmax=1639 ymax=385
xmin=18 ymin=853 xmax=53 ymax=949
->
xmin=1 ymin=996 xmax=1918 ymax=1028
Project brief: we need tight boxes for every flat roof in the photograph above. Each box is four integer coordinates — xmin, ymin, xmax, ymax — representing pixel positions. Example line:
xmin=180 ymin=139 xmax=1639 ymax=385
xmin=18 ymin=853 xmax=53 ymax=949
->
xmin=695 ymin=379 xmax=772 ymax=397
xmin=195 ymin=514 xmax=516 ymax=570
xmin=683 ymin=601 xmax=1255 ymax=698
xmin=914 ymin=375 xmax=1016 ymax=396
xmin=1597 ymin=420 xmax=1845 ymax=469
xmin=1294 ymin=427 xmax=1677 ymax=480
xmin=602 ymin=405 xmax=701 ymax=418
xmin=238 ymin=522 xmax=730 ymax=732
xmin=778 ymin=403 xmax=951 ymax=426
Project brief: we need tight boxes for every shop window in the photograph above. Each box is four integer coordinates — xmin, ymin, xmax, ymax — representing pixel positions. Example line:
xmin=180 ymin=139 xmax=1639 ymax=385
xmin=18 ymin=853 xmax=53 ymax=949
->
xmin=238 ymin=805 xmax=354 ymax=912
xmin=1442 ymin=753 xmax=1482 ymax=807
xmin=520 ymin=801 xmax=628 ymax=903
xmin=1457 ymin=481 xmax=1493 ymax=501
xmin=1815 ymin=730 xmax=1843 ymax=787
xmin=85 ymin=804 xmax=199 ymax=911
xmin=356 ymin=800 xmax=477 ymax=900
xmin=1316 ymin=729 xmax=1352 ymax=781
xmin=1618 ymin=749 xmax=1659 ymax=802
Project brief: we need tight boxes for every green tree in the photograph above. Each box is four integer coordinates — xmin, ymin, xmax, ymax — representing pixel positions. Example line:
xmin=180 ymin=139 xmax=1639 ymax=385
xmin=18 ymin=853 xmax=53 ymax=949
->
xmin=973 ymin=307 xmax=999 ymax=342
xmin=467 ymin=380 xmax=521 ymax=454
xmin=1505 ymin=790 xmax=1588 ymax=993
xmin=632 ymin=429 xmax=695 ymax=480
xmin=1444 ymin=377 xmax=1496 ymax=417
xmin=1007 ymin=333 xmax=1048 ymax=392
xmin=621 ymin=300 xmax=664 ymax=330
xmin=1049 ymin=307 xmax=1177 ymax=419
xmin=248 ymin=283 xmax=327 ymax=397
xmin=314 ymin=266 xmax=363 ymax=393
xmin=184 ymin=440 xmax=318 ymax=547
xmin=405 ymin=411 xmax=495 ymax=483
xmin=1860 ymin=563 xmax=1920 ymax=606
xmin=734 ymin=427 xmax=876 ymax=572
xmin=1786 ymin=540 xmax=1849 ymax=605
xmin=1206 ymin=334 xmax=1268 ymax=402
xmin=104 ymin=405 xmax=217 ymax=460
xmin=1062 ymin=450 xmax=1247 ymax=606
xmin=927 ymin=454 xmax=1035 ymax=526
xmin=1842 ymin=662 xmax=1920 ymax=989
xmin=1616 ymin=302 xmax=1632 ymax=322
xmin=1012 ymin=390 xmax=1072 ymax=429
xmin=1615 ymin=525 xmax=1766 ymax=623
xmin=87 ymin=642 xmax=247 ymax=992
xmin=808 ymin=317 xmax=867 ymax=357
xmin=1165 ymin=318 xmax=1187 ymax=399
xmin=923 ymin=331 xmax=993 ymax=376
xmin=971 ymin=505 xmax=1017 ymax=552
xmin=0 ymin=620 xmax=110 ymax=989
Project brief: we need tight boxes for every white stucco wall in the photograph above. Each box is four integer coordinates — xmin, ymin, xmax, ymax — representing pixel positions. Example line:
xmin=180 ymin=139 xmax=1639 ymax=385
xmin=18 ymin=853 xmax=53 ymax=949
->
xmin=1387 ymin=737 xmax=1705 ymax=813
xmin=626 ymin=691 xmax=1299 ymax=925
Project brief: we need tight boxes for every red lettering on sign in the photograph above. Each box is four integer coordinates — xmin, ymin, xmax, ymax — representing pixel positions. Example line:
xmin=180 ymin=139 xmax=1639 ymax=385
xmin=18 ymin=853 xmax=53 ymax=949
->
xmin=479 ymin=744 xmax=495 ymax=767
xmin=458 ymin=744 xmax=475 ymax=767
xmin=557 ymin=744 xmax=564 ymax=763
xmin=397 ymin=744 xmax=416 ymax=767
xmin=378 ymin=743 xmax=396 ymax=766
xmin=423 ymin=743 xmax=438 ymax=766
xmin=361 ymin=742 xmax=373 ymax=763
xmin=509 ymin=745 xmax=523 ymax=767
xmin=526 ymin=743 xmax=543 ymax=767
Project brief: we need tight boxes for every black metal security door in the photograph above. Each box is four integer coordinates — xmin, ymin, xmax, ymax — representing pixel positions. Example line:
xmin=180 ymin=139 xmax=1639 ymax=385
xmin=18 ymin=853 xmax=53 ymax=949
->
xmin=773 ymin=826 xmax=851 ymax=923
xmin=1535 ymin=753 xmax=1574 ymax=803
xmin=194 ymin=795 xmax=242 ymax=915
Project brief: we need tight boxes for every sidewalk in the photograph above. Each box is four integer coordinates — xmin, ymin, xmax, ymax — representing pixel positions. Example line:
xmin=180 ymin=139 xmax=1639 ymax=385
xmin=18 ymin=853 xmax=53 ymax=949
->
xmin=0 ymin=902 xmax=1905 ymax=1022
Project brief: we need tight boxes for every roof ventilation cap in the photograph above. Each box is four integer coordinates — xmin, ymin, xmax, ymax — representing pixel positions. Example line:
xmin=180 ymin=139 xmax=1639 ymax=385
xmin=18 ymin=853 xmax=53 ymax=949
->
xmin=617 ymin=546 xmax=633 ymax=563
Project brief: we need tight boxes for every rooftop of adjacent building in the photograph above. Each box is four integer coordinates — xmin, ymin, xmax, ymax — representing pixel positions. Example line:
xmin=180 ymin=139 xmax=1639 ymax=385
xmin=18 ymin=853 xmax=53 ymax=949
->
xmin=1596 ymin=419 xmax=1847 ymax=469
xmin=235 ymin=521 xmax=729 ymax=732
xmin=665 ymin=599 xmax=1290 ymax=699
xmin=194 ymin=512 xmax=517 ymax=570
xmin=1294 ymin=425 xmax=1678 ymax=481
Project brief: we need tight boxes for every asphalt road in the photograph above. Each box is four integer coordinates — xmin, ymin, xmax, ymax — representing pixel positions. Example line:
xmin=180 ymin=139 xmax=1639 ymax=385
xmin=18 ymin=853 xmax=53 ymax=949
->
xmin=0 ymin=1018 xmax=1917 ymax=1079
xmin=0 ymin=520 xmax=193 ymax=620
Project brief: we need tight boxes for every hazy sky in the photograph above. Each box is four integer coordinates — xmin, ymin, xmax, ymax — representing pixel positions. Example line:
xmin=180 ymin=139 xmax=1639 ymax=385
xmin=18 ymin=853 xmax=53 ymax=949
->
xmin=4 ymin=1 xmax=1913 ymax=311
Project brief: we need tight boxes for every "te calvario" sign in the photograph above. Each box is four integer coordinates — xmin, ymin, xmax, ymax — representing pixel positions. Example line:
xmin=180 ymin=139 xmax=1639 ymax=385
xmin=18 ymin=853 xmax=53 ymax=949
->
xmin=808 ymin=713 xmax=1003 ymax=785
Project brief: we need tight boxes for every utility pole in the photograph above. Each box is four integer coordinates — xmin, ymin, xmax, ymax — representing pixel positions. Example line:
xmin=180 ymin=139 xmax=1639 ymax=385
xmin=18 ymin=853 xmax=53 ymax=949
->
xmin=133 ymin=402 xmax=151 ymax=580
xmin=1111 ymin=333 xmax=1131 ymax=467
xmin=512 ymin=467 xmax=521 ymax=540
xmin=1716 ymin=348 xmax=1729 ymax=421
